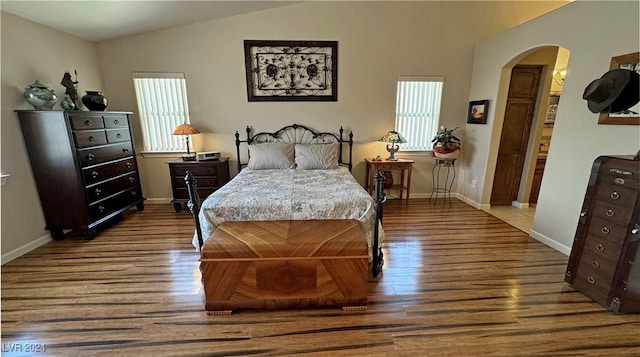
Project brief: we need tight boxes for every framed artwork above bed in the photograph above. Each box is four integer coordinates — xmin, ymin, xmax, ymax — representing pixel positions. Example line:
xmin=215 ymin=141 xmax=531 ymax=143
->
xmin=243 ymin=40 xmax=338 ymax=102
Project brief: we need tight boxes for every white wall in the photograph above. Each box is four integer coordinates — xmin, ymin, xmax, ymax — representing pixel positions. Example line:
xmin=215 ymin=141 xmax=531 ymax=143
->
xmin=96 ymin=1 xmax=567 ymax=201
xmin=1 ymin=12 xmax=104 ymax=261
xmin=462 ymin=1 xmax=640 ymax=254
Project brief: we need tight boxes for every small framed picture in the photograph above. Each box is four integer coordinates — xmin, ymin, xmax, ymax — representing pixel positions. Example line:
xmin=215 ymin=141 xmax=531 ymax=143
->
xmin=467 ymin=99 xmax=489 ymax=124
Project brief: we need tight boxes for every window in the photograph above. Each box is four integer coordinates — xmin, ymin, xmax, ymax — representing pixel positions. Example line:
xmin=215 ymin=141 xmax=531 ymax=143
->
xmin=133 ymin=72 xmax=191 ymax=153
xmin=394 ymin=76 xmax=444 ymax=151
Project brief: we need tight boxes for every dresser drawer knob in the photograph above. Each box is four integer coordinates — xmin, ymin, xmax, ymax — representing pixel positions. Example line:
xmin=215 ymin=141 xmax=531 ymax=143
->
xmin=95 ymin=188 xmax=102 ymax=196
xmin=596 ymin=243 xmax=605 ymax=252
xmin=129 ymin=177 xmax=135 ymax=183
xmin=131 ymin=191 xmax=138 ymax=197
xmin=113 ymin=119 xmax=120 ymax=125
xmin=592 ymin=260 xmax=600 ymax=268
xmin=88 ymin=136 xmax=95 ymax=142
xmin=87 ymin=153 xmax=95 ymax=161
xmin=610 ymin=191 xmax=620 ymax=200
xmin=631 ymin=225 xmax=640 ymax=241
xmin=116 ymin=133 xmax=122 ymax=138
xmin=126 ymin=162 xmax=133 ymax=168
xmin=601 ymin=227 xmax=610 ymax=234
xmin=85 ymin=120 xmax=93 ymax=126
xmin=122 ymin=148 xmax=129 ymax=153
xmin=98 ymin=205 xmax=105 ymax=213
xmin=580 ymin=212 xmax=587 ymax=217
xmin=91 ymin=171 xmax=99 ymax=179
xmin=587 ymin=276 xmax=596 ymax=284
xmin=614 ymin=177 xmax=625 ymax=185
xmin=606 ymin=209 xmax=615 ymax=217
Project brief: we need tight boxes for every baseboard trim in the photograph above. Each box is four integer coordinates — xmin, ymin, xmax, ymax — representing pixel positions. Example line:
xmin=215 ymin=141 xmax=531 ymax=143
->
xmin=457 ymin=194 xmax=490 ymax=210
xmin=146 ymin=198 xmax=172 ymax=204
xmin=1 ymin=201 xmax=175 ymax=265
xmin=1 ymin=233 xmax=52 ymax=265
xmin=529 ymin=229 xmax=571 ymax=256
xmin=511 ymin=201 xmax=530 ymax=209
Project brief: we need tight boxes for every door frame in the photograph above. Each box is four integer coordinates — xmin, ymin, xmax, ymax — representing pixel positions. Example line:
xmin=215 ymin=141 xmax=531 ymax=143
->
xmin=481 ymin=46 xmax=561 ymax=207
xmin=490 ymin=65 xmax=544 ymax=206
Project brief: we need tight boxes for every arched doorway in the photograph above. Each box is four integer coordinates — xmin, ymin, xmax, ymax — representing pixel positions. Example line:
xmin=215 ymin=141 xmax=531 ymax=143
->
xmin=484 ymin=46 xmax=570 ymax=231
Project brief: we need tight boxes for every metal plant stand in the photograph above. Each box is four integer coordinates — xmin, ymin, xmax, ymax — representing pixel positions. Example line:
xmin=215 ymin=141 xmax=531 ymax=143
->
xmin=429 ymin=158 xmax=456 ymax=205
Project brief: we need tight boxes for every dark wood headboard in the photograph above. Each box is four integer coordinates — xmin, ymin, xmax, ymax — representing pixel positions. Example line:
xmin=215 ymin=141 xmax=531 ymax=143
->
xmin=234 ymin=123 xmax=354 ymax=172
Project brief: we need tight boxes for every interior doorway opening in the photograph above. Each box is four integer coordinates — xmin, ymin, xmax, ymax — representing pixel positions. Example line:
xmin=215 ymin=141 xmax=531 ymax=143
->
xmin=486 ymin=46 xmax=570 ymax=232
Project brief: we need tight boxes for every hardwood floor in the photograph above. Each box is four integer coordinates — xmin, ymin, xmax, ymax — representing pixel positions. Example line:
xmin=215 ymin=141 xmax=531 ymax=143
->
xmin=2 ymin=199 xmax=639 ymax=356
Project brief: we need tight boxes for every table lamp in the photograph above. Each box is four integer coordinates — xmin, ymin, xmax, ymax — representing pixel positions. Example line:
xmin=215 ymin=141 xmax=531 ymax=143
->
xmin=172 ymin=123 xmax=200 ymax=161
xmin=378 ymin=130 xmax=407 ymax=161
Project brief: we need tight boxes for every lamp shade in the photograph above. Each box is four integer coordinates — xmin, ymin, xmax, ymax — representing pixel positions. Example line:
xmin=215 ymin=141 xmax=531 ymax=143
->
xmin=378 ymin=130 xmax=407 ymax=143
xmin=172 ymin=123 xmax=200 ymax=135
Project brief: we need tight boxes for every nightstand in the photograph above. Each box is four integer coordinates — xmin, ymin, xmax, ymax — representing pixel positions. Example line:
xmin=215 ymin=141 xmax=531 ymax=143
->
xmin=167 ymin=159 xmax=230 ymax=211
xmin=365 ymin=158 xmax=414 ymax=204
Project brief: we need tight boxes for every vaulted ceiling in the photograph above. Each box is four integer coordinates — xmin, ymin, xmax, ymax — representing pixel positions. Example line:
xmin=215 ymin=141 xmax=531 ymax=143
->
xmin=0 ymin=1 xmax=299 ymax=41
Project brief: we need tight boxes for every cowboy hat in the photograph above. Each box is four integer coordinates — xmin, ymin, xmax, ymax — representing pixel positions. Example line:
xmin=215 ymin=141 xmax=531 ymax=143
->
xmin=582 ymin=68 xmax=640 ymax=113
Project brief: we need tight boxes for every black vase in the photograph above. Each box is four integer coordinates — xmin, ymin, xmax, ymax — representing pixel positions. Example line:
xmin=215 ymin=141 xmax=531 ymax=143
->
xmin=82 ymin=91 xmax=108 ymax=111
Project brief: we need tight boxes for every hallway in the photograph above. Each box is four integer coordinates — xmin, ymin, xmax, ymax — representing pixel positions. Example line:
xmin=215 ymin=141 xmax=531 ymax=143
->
xmin=483 ymin=204 xmax=536 ymax=233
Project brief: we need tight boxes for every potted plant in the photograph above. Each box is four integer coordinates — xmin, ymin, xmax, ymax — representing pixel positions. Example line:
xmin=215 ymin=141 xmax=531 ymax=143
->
xmin=431 ymin=125 xmax=461 ymax=159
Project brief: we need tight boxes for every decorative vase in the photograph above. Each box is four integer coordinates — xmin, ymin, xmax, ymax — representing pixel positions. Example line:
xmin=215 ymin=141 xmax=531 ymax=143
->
xmin=432 ymin=144 xmax=461 ymax=160
xmin=82 ymin=91 xmax=108 ymax=111
xmin=60 ymin=96 xmax=75 ymax=111
xmin=23 ymin=80 xmax=58 ymax=110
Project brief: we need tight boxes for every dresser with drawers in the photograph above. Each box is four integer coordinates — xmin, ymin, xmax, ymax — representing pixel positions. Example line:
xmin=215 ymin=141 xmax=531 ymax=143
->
xmin=565 ymin=154 xmax=640 ymax=313
xmin=167 ymin=159 xmax=230 ymax=212
xmin=16 ymin=110 xmax=145 ymax=240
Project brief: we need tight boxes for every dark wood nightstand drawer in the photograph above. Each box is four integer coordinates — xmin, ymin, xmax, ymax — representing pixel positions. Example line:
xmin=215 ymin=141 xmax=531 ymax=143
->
xmin=175 ymin=176 xmax=218 ymax=188
xmin=174 ymin=187 xmax=216 ymax=200
xmin=171 ymin=164 xmax=218 ymax=177
xmin=167 ymin=159 xmax=230 ymax=212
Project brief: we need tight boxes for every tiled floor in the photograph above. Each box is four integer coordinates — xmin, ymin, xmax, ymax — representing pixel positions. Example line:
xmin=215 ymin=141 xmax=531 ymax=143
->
xmin=482 ymin=204 xmax=536 ymax=233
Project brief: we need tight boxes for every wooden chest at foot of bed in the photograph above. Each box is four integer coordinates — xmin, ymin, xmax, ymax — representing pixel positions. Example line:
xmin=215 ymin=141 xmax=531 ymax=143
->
xmin=200 ymin=220 xmax=369 ymax=314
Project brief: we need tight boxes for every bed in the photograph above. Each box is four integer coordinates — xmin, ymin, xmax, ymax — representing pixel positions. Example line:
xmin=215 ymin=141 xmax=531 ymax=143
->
xmin=185 ymin=124 xmax=386 ymax=312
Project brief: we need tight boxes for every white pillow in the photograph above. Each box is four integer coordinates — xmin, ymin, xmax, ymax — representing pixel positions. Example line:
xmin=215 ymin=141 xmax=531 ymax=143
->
xmin=295 ymin=143 xmax=339 ymax=170
xmin=248 ymin=143 xmax=295 ymax=169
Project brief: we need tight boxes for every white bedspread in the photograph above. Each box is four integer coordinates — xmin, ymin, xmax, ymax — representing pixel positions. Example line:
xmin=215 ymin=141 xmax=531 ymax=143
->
xmin=193 ymin=167 xmax=382 ymax=259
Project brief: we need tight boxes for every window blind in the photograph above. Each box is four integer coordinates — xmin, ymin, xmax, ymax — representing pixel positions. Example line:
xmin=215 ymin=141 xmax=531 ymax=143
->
xmin=133 ymin=73 xmax=191 ymax=153
xmin=394 ymin=76 xmax=444 ymax=151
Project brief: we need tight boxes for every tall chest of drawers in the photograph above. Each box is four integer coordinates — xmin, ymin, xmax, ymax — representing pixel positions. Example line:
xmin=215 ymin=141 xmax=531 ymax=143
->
xmin=565 ymin=155 xmax=640 ymax=313
xmin=16 ymin=110 xmax=145 ymax=240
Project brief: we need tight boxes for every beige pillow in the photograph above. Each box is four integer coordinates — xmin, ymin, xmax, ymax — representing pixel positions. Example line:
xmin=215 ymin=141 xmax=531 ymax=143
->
xmin=295 ymin=143 xmax=339 ymax=169
xmin=248 ymin=143 xmax=295 ymax=169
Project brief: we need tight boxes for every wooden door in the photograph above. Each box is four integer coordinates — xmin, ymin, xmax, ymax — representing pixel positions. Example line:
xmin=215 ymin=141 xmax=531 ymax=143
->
xmin=490 ymin=65 xmax=542 ymax=205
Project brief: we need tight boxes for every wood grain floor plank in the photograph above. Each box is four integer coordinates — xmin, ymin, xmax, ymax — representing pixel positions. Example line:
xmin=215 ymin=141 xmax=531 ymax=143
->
xmin=2 ymin=199 xmax=639 ymax=356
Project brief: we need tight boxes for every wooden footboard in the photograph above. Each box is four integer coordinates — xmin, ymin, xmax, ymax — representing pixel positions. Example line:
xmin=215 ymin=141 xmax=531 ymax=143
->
xmin=200 ymin=220 xmax=369 ymax=313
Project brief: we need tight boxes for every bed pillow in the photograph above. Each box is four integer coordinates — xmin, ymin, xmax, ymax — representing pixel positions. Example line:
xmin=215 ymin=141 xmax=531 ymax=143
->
xmin=295 ymin=143 xmax=339 ymax=170
xmin=248 ymin=143 xmax=295 ymax=169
